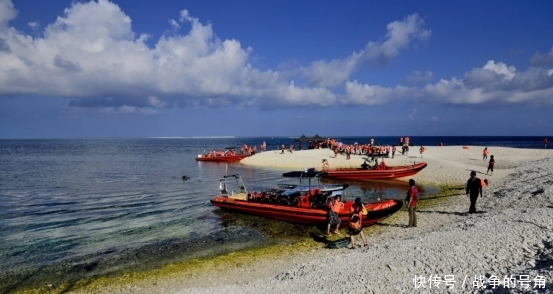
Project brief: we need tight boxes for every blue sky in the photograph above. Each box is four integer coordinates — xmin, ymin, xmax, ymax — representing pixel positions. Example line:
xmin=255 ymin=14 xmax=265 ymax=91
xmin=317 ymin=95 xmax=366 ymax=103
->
xmin=0 ymin=0 xmax=552 ymax=138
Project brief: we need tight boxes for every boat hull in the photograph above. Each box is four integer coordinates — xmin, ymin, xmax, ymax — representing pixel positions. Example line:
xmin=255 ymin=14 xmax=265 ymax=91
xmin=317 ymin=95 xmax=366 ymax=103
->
xmin=321 ymin=162 xmax=427 ymax=180
xmin=195 ymin=154 xmax=249 ymax=162
xmin=210 ymin=197 xmax=403 ymax=227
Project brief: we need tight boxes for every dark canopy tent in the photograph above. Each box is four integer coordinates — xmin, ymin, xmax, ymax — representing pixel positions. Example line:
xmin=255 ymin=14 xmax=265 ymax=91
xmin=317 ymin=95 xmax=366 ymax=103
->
xmin=282 ymin=169 xmax=321 ymax=189
xmin=310 ymin=134 xmax=324 ymax=141
xmin=297 ymin=134 xmax=310 ymax=142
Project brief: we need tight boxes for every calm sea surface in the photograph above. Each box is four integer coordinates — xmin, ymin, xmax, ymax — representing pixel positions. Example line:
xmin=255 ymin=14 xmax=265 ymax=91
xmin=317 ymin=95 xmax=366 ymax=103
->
xmin=0 ymin=136 xmax=548 ymax=290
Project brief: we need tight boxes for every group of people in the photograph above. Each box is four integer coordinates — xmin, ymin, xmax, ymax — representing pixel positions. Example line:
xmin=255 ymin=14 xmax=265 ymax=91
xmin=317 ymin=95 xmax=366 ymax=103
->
xmin=202 ymin=143 xmax=258 ymax=157
xmin=202 ymin=149 xmax=238 ymax=157
xmin=325 ymin=178 xmax=419 ymax=249
xmin=280 ymin=144 xmax=295 ymax=154
xmin=327 ymin=162 xmax=495 ymax=248
xmin=325 ymin=195 xmax=368 ymax=249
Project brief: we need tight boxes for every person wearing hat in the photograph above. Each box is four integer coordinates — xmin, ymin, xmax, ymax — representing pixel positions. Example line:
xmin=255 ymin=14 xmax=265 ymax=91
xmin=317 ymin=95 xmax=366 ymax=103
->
xmin=346 ymin=197 xmax=368 ymax=249
xmin=406 ymin=179 xmax=419 ymax=227
xmin=466 ymin=171 xmax=483 ymax=213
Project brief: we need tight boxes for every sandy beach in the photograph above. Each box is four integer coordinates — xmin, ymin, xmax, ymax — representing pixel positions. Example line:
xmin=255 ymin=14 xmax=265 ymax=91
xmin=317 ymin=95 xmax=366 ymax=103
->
xmin=72 ymin=146 xmax=553 ymax=294
xmin=241 ymin=145 xmax=552 ymax=186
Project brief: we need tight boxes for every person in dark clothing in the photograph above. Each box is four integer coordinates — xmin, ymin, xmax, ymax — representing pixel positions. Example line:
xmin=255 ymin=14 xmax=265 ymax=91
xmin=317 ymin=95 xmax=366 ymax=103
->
xmin=406 ymin=179 xmax=419 ymax=227
xmin=466 ymin=171 xmax=483 ymax=213
xmin=487 ymin=155 xmax=495 ymax=175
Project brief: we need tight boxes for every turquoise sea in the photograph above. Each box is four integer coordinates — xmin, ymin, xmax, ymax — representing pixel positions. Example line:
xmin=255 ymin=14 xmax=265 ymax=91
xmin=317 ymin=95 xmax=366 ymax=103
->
xmin=0 ymin=136 xmax=549 ymax=291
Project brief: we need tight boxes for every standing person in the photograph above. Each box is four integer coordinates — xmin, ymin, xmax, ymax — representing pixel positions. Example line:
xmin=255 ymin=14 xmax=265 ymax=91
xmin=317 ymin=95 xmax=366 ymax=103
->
xmin=322 ymin=159 xmax=331 ymax=172
xmin=406 ymin=179 xmax=418 ymax=227
xmin=419 ymin=145 xmax=425 ymax=158
xmin=487 ymin=155 xmax=495 ymax=175
xmin=346 ymin=197 xmax=368 ymax=249
xmin=466 ymin=171 xmax=483 ymax=214
xmin=392 ymin=145 xmax=396 ymax=159
xmin=326 ymin=195 xmax=344 ymax=236
xmin=483 ymin=147 xmax=488 ymax=161
xmin=545 ymin=138 xmax=548 ymax=149
xmin=262 ymin=141 xmax=266 ymax=152
xmin=346 ymin=145 xmax=351 ymax=160
xmin=280 ymin=144 xmax=285 ymax=154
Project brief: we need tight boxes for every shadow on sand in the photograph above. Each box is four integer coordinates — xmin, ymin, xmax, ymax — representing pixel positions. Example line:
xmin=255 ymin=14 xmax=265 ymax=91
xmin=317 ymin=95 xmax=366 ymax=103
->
xmin=417 ymin=210 xmax=488 ymax=216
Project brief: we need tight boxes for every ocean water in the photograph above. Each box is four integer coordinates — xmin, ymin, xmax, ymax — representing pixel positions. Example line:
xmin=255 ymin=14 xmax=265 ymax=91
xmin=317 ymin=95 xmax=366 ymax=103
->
xmin=0 ymin=136 xmax=548 ymax=291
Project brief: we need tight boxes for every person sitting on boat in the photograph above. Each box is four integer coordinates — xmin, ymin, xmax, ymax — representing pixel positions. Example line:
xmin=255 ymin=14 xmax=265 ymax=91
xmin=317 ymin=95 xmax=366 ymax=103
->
xmin=347 ymin=197 xmax=368 ymax=249
xmin=322 ymin=159 xmax=331 ymax=172
xmin=326 ymin=195 xmax=344 ymax=236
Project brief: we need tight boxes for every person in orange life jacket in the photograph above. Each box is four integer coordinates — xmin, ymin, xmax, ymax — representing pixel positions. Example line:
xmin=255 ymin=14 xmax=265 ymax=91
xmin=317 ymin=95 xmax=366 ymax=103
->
xmin=326 ymin=195 xmax=344 ymax=236
xmin=346 ymin=197 xmax=368 ymax=249
xmin=466 ymin=171 xmax=483 ymax=213
xmin=487 ymin=155 xmax=495 ymax=176
xmin=406 ymin=179 xmax=418 ymax=227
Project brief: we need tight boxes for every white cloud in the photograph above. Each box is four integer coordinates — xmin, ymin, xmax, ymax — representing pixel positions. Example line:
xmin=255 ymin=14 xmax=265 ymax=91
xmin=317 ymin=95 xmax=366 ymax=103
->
xmin=340 ymin=80 xmax=410 ymax=105
xmin=405 ymin=70 xmax=433 ymax=85
xmin=300 ymin=13 xmax=431 ymax=88
xmin=342 ymin=60 xmax=553 ymax=106
xmin=408 ymin=108 xmax=416 ymax=120
xmin=364 ymin=14 xmax=431 ymax=66
xmin=168 ymin=19 xmax=180 ymax=30
xmin=0 ymin=0 xmax=17 ymax=27
xmin=530 ymin=47 xmax=553 ymax=66
xmin=482 ymin=60 xmax=516 ymax=81
xmin=0 ymin=0 xmax=335 ymax=110
xmin=420 ymin=61 xmax=553 ymax=105
xmin=1 ymin=0 xmax=550 ymax=113
xmin=27 ymin=21 xmax=39 ymax=31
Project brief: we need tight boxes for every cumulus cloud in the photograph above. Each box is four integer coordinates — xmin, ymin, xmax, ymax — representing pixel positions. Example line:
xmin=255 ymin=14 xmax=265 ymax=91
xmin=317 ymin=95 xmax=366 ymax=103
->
xmin=530 ymin=47 xmax=553 ymax=66
xmin=0 ymin=0 xmax=335 ymax=110
xmin=300 ymin=13 xmax=431 ymax=88
xmin=341 ymin=60 xmax=553 ymax=107
xmin=420 ymin=61 xmax=553 ymax=105
xmin=0 ymin=0 xmax=17 ymax=26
